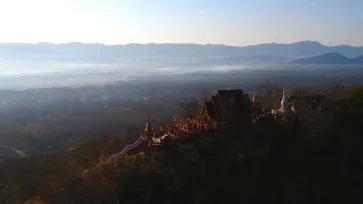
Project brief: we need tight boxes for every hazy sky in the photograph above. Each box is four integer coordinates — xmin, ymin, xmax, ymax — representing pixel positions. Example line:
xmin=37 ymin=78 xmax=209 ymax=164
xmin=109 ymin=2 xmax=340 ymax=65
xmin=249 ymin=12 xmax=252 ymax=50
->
xmin=0 ymin=0 xmax=362 ymax=46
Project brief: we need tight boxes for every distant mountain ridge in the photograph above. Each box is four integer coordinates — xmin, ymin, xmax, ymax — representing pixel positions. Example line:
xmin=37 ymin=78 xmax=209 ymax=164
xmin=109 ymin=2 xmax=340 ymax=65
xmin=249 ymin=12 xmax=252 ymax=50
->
xmin=0 ymin=41 xmax=363 ymax=61
xmin=291 ymin=53 xmax=363 ymax=65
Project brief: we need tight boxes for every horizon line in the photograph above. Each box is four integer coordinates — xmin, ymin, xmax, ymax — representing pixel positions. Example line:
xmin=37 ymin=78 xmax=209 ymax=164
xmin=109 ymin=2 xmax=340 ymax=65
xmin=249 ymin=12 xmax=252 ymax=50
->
xmin=0 ymin=40 xmax=362 ymax=48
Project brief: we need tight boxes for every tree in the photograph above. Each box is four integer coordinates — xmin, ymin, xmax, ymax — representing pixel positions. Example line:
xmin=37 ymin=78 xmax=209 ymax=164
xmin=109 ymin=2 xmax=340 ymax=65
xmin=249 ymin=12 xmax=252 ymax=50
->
xmin=297 ymin=107 xmax=333 ymax=140
xmin=98 ymin=148 xmax=110 ymax=163
xmin=179 ymin=98 xmax=201 ymax=118
xmin=350 ymin=86 xmax=363 ymax=110
xmin=24 ymin=197 xmax=46 ymax=204
xmin=291 ymin=87 xmax=309 ymax=97
xmin=327 ymin=82 xmax=345 ymax=99
xmin=199 ymin=88 xmax=212 ymax=100
xmin=259 ymin=81 xmax=280 ymax=108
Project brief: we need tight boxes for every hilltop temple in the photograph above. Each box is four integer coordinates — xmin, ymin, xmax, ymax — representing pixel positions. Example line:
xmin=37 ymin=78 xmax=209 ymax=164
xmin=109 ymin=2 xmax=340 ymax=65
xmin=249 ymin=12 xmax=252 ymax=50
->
xmin=90 ymin=87 xmax=329 ymax=173
xmin=83 ymin=87 xmax=331 ymax=176
xmin=142 ymin=88 xmax=328 ymax=140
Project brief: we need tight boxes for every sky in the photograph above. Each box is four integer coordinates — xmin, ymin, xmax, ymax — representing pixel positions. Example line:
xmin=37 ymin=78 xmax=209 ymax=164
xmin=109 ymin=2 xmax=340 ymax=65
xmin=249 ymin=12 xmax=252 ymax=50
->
xmin=0 ymin=0 xmax=362 ymax=46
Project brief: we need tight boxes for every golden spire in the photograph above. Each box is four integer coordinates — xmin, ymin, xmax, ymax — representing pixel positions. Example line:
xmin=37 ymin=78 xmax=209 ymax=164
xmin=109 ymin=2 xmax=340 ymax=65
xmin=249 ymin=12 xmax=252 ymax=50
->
xmin=252 ymin=92 xmax=257 ymax=103
xmin=142 ymin=115 xmax=154 ymax=140
xmin=144 ymin=115 xmax=152 ymax=132
xmin=228 ymin=85 xmax=232 ymax=90
xmin=283 ymin=89 xmax=287 ymax=96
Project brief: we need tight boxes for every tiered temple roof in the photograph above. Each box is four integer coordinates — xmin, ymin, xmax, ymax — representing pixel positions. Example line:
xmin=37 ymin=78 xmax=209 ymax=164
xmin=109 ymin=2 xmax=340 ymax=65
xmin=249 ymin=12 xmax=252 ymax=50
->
xmin=200 ymin=89 xmax=252 ymax=121
xmin=203 ymin=101 xmax=216 ymax=119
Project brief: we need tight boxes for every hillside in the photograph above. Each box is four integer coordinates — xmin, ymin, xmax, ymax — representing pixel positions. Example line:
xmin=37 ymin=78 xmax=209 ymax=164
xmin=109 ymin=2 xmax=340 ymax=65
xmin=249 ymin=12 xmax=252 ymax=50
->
xmin=353 ymin=55 xmax=363 ymax=63
xmin=0 ymin=84 xmax=363 ymax=203
xmin=290 ymin=53 xmax=363 ymax=65
xmin=1 ymin=41 xmax=363 ymax=61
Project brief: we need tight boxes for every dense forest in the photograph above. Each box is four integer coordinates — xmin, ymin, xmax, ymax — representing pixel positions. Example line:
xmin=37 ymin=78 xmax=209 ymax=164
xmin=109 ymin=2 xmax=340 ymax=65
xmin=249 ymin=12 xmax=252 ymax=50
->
xmin=0 ymin=83 xmax=363 ymax=204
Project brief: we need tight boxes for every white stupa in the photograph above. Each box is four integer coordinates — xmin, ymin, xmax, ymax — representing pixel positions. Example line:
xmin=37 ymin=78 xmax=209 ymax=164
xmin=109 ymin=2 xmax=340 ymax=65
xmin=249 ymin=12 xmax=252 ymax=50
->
xmin=279 ymin=89 xmax=289 ymax=113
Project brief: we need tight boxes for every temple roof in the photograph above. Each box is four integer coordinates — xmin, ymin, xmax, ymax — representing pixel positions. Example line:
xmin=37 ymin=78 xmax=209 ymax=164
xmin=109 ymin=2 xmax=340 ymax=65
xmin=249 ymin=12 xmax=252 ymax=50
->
xmin=242 ymin=93 xmax=250 ymax=100
xmin=217 ymin=89 xmax=244 ymax=110
xmin=201 ymin=89 xmax=253 ymax=120
xmin=217 ymin=89 xmax=243 ymax=98
xmin=204 ymin=101 xmax=216 ymax=119
xmin=210 ymin=95 xmax=218 ymax=104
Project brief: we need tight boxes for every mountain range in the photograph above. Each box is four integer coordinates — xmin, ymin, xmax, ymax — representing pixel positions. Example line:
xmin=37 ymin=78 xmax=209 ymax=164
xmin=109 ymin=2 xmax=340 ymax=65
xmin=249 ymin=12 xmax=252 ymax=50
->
xmin=0 ymin=41 xmax=363 ymax=61
xmin=291 ymin=53 xmax=363 ymax=65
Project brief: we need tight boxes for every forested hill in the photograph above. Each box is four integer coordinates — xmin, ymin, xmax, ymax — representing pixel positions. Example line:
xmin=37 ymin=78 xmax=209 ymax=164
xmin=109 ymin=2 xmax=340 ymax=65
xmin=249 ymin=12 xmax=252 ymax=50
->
xmin=0 ymin=84 xmax=363 ymax=203
xmin=291 ymin=53 xmax=363 ymax=65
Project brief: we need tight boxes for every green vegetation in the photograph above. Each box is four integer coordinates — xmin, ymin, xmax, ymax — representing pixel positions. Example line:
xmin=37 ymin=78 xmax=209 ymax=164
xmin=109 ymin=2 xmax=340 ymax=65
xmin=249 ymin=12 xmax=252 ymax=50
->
xmin=0 ymin=84 xmax=363 ymax=203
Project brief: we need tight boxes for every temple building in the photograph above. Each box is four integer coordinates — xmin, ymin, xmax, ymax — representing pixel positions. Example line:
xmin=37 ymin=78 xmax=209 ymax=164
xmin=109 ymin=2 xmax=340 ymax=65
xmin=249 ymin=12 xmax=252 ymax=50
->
xmin=199 ymin=89 xmax=253 ymax=129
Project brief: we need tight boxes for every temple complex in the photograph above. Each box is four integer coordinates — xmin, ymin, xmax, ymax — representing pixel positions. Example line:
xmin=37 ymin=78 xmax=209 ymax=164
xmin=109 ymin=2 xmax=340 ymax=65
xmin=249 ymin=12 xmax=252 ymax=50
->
xmin=84 ymin=87 xmax=332 ymax=176
xmin=197 ymin=88 xmax=329 ymax=127
xmin=134 ymin=88 xmax=330 ymax=153
xmin=137 ymin=89 xmax=329 ymax=149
